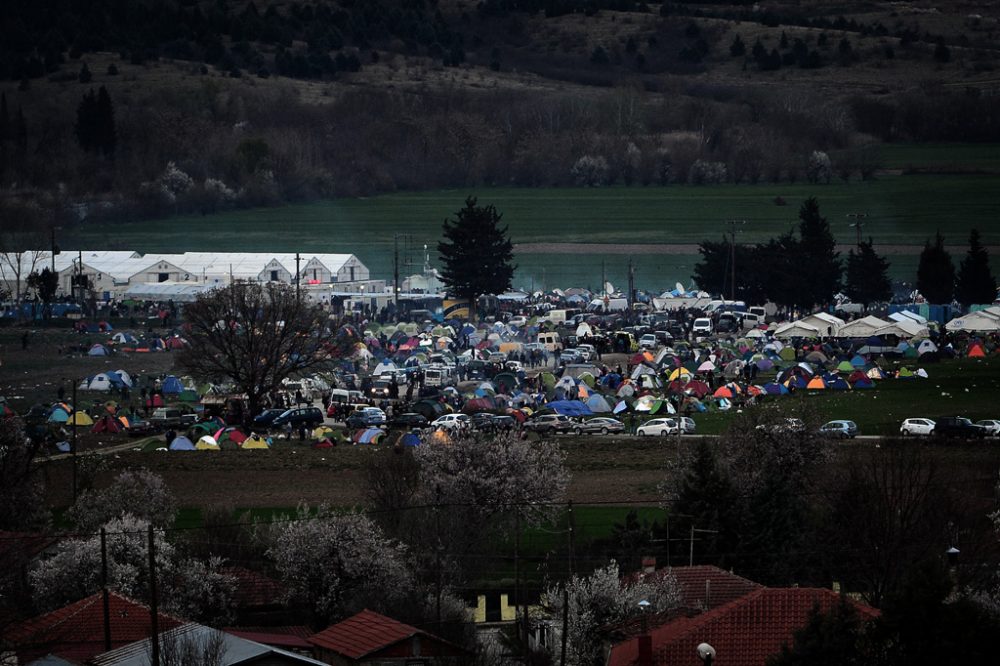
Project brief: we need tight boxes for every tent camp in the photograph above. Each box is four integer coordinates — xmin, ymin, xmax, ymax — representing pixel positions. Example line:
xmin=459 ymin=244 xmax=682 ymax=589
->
xmin=946 ymin=309 xmax=1000 ymax=333
xmin=169 ymin=436 xmax=195 ymax=450
xmin=773 ymin=321 xmax=821 ymax=339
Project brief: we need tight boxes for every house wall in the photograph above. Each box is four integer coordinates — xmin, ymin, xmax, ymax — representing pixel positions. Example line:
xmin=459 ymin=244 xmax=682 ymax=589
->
xmin=336 ymin=257 xmax=369 ymax=283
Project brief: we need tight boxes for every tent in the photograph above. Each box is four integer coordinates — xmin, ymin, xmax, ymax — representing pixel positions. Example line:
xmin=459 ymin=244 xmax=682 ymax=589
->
xmin=47 ymin=404 xmax=72 ymax=423
xmin=215 ymin=427 xmax=247 ymax=446
xmin=353 ymin=428 xmax=385 ymax=444
xmin=169 ymin=436 xmax=195 ymax=450
xmin=917 ymin=340 xmax=939 ymax=355
xmin=91 ymin=414 xmax=123 ymax=433
xmin=67 ymin=412 xmax=94 ymax=426
xmin=161 ymin=376 xmax=184 ymax=395
xmin=400 ymin=432 xmax=421 ymax=447
xmin=806 ymin=376 xmax=827 ymax=390
xmin=196 ymin=436 xmax=220 ymax=450
xmin=836 ymin=361 xmax=855 ymax=373
xmin=87 ymin=344 xmax=109 ymax=356
xmin=242 ymin=435 xmax=270 ymax=449
xmin=585 ymin=394 xmax=612 ymax=413
xmin=968 ymin=343 xmax=987 ymax=358
xmin=544 ymin=400 xmax=593 ymax=417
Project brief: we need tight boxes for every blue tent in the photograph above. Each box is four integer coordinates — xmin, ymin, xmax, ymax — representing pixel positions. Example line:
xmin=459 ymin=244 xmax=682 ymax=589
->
xmin=826 ymin=376 xmax=851 ymax=390
xmin=586 ymin=394 xmax=612 ymax=413
xmin=161 ymin=375 xmax=184 ymax=394
xmin=400 ymin=432 xmax=421 ymax=447
xmin=850 ymin=354 xmax=867 ymax=367
xmin=544 ymin=400 xmax=593 ymax=417
xmin=169 ymin=436 xmax=195 ymax=450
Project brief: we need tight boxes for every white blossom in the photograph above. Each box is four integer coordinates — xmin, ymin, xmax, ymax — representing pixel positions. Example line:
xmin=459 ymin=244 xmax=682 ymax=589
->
xmin=807 ymin=150 xmax=833 ymax=184
xmin=69 ymin=469 xmax=177 ymax=532
xmin=571 ymin=155 xmax=610 ymax=187
xmin=540 ymin=561 xmax=681 ymax=666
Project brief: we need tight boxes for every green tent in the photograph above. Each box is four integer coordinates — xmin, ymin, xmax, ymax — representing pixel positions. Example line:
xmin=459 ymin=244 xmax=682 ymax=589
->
xmin=897 ymin=367 xmax=914 ymax=378
xmin=836 ymin=361 xmax=854 ymax=373
xmin=540 ymin=372 xmax=556 ymax=390
xmin=779 ymin=347 xmax=796 ymax=361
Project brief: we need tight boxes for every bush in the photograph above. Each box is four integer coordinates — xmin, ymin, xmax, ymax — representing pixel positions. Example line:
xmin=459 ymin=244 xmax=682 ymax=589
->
xmin=571 ymin=155 xmax=610 ymax=186
xmin=688 ymin=159 xmax=728 ymax=185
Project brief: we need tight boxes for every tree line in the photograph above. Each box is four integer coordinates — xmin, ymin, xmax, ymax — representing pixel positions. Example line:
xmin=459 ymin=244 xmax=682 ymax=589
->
xmin=694 ymin=198 xmax=997 ymax=309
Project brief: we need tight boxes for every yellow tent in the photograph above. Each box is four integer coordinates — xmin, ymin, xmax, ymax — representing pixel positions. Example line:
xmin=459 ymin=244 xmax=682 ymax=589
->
xmin=67 ymin=412 xmax=94 ymax=426
xmin=312 ymin=426 xmax=335 ymax=440
xmin=196 ymin=435 xmax=220 ymax=450
xmin=242 ymin=435 xmax=270 ymax=449
xmin=668 ymin=368 xmax=692 ymax=381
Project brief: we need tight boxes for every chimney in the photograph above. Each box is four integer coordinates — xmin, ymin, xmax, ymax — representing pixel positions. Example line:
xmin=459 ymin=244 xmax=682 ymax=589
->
xmin=638 ymin=635 xmax=653 ymax=666
xmin=641 ymin=556 xmax=657 ymax=574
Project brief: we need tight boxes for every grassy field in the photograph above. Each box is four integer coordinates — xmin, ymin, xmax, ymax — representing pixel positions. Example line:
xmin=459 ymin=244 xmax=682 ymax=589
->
xmin=879 ymin=143 xmax=1000 ymax=172
xmin=63 ymin=170 xmax=1000 ymax=290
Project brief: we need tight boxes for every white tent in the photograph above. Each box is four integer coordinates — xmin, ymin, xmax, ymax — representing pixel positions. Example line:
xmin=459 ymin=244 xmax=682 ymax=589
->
xmin=946 ymin=309 xmax=1000 ymax=332
xmin=890 ymin=310 xmax=928 ymax=325
xmin=798 ymin=312 xmax=845 ymax=337
xmin=773 ymin=321 xmax=821 ymax=339
xmin=836 ymin=316 xmax=891 ymax=338
xmin=874 ymin=318 xmax=928 ymax=338
xmin=81 ymin=373 xmax=114 ymax=391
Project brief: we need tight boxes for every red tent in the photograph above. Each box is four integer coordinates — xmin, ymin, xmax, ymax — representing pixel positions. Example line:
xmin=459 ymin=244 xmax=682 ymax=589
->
xmin=91 ymin=415 xmax=123 ymax=434
xmin=968 ymin=343 xmax=986 ymax=358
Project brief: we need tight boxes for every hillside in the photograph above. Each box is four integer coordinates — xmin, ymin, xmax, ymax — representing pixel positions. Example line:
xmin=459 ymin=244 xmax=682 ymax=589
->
xmin=2 ymin=1 xmax=999 ymax=227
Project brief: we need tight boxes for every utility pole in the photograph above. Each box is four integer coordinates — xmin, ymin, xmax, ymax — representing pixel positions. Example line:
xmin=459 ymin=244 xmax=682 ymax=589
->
xmin=689 ymin=526 xmax=720 ymax=566
xmin=101 ymin=528 xmax=111 ymax=651
xmin=560 ymin=500 xmax=575 ymax=666
xmin=847 ymin=212 xmax=868 ymax=247
xmin=627 ymin=258 xmax=636 ymax=320
xmin=393 ymin=234 xmax=400 ymax=318
xmin=50 ymin=227 xmax=59 ymax=275
xmin=71 ymin=379 xmax=78 ymax=501
xmin=148 ymin=525 xmax=160 ymax=666
xmin=726 ymin=220 xmax=746 ymax=302
xmin=294 ymin=252 xmax=302 ymax=303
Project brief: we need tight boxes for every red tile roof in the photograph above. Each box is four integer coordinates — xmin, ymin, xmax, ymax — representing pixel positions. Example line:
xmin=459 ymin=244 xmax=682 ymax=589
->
xmin=608 ymin=587 xmax=880 ymax=666
xmin=222 ymin=566 xmax=288 ymax=608
xmin=308 ymin=609 xmax=469 ymax=661
xmin=664 ymin=566 xmax=763 ymax=611
xmin=3 ymin=591 xmax=184 ymax=664
xmin=308 ymin=610 xmax=423 ymax=659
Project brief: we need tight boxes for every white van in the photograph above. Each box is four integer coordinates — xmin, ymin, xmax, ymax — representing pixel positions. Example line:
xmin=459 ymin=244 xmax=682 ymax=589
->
xmin=692 ymin=318 xmax=714 ymax=336
xmin=424 ymin=366 xmax=454 ymax=388
xmin=537 ymin=331 xmax=563 ymax=352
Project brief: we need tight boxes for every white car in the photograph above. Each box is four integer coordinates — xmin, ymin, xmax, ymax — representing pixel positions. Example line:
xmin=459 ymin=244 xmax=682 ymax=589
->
xmin=692 ymin=318 xmax=713 ymax=336
xmin=900 ymin=418 xmax=935 ymax=436
xmin=432 ymin=413 xmax=472 ymax=432
xmin=508 ymin=316 xmax=528 ymax=328
xmin=679 ymin=417 xmax=696 ymax=434
xmin=637 ymin=418 xmax=680 ymax=437
xmin=639 ymin=334 xmax=658 ymax=349
xmin=975 ymin=419 xmax=1000 ymax=436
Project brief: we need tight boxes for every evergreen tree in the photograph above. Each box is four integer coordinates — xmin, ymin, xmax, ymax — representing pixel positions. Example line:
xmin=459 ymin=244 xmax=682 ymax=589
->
xmin=671 ymin=439 xmax=741 ymax=567
xmin=75 ymin=87 xmax=116 ymax=155
xmin=955 ymin=229 xmax=997 ymax=307
xmin=78 ymin=62 xmax=92 ymax=83
xmin=844 ymin=238 xmax=892 ymax=309
xmin=797 ymin=198 xmax=840 ymax=308
xmin=767 ymin=597 xmax=872 ymax=666
xmin=0 ymin=92 xmax=8 ymax=141
xmin=916 ymin=231 xmax=955 ymax=303
xmin=437 ymin=197 xmax=515 ymax=317
xmin=75 ymin=89 xmax=99 ymax=152
xmin=96 ymin=85 xmax=116 ymax=155
xmin=729 ymin=34 xmax=746 ymax=57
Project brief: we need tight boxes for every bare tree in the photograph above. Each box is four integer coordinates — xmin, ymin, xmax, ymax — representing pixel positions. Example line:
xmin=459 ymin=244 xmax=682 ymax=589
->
xmin=176 ymin=282 xmax=336 ymax=422
xmin=0 ymin=417 xmax=48 ymax=531
xmin=0 ymin=198 xmax=48 ymax=314
xmin=149 ymin=625 xmax=228 ymax=666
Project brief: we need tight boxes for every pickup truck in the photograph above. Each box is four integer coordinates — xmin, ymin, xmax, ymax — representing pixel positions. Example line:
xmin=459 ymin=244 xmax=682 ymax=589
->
xmin=149 ymin=407 xmax=198 ymax=430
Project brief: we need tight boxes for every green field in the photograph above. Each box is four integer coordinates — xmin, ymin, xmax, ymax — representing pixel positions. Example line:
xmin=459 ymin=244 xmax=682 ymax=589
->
xmin=879 ymin=143 xmax=1000 ymax=172
xmin=64 ymin=170 xmax=1000 ymax=291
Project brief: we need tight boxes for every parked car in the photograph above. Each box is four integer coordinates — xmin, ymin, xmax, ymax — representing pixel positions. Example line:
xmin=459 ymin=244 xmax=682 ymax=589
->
xmin=432 ymin=413 xmax=472 ymax=432
xmin=524 ymin=414 xmax=573 ymax=434
xmin=899 ymin=418 xmax=935 ymax=436
xmin=253 ymin=408 xmax=287 ymax=428
xmin=126 ymin=419 xmax=156 ymax=437
xmin=932 ymin=416 xmax=987 ymax=438
xmin=636 ymin=418 xmax=680 ymax=437
xmin=508 ymin=315 xmax=528 ymax=328
xmin=572 ymin=417 xmax=625 ymax=435
xmin=150 ymin=407 xmax=199 ymax=429
xmin=678 ymin=416 xmax=696 ymax=435
xmin=271 ymin=407 xmax=324 ymax=429
xmin=819 ymin=420 xmax=859 ymax=439
xmin=389 ymin=413 xmax=429 ymax=429
xmin=639 ymin=334 xmax=658 ymax=349
xmin=346 ymin=407 xmax=387 ymax=428
xmin=975 ymin=419 xmax=1000 ymax=436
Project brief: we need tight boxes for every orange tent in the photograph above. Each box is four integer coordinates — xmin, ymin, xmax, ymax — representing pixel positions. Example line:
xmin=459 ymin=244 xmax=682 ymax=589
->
xmin=806 ymin=376 xmax=827 ymax=390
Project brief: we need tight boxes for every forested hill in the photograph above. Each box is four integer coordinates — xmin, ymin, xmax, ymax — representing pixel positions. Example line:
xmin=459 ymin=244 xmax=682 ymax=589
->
xmin=1 ymin=1 xmax=999 ymax=225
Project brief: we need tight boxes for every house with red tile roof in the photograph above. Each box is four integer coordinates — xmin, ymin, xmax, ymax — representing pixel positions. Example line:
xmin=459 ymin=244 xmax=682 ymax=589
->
xmin=607 ymin=587 xmax=879 ymax=666
xmin=649 ymin=565 xmax=763 ymax=611
xmin=1 ymin=591 xmax=183 ymax=665
xmin=307 ymin=609 xmax=471 ymax=665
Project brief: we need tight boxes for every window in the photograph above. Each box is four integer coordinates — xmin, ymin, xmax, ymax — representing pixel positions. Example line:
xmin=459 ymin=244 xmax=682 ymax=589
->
xmin=349 ymin=266 xmax=355 ymax=281
xmin=270 ymin=270 xmax=279 ymax=281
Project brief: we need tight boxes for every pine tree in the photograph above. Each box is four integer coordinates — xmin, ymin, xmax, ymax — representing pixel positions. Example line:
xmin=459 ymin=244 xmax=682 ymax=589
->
xmin=797 ymin=198 xmax=841 ymax=308
xmin=96 ymin=86 xmax=116 ymax=156
xmin=844 ymin=238 xmax=892 ymax=309
xmin=437 ymin=197 xmax=515 ymax=318
xmin=672 ymin=439 xmax=741 ymax=567
xmin=730 ymin=34 xmax=746 ymax=57
xmin=0 ymin=92 xmax=9 ymax=141
xmin=916 ymin=231 xmax=955 ymax=304
xmin=955 ymin=229 xmax=997 ymax=307
xmin=75 ymin=89 xmax=99 ymax=152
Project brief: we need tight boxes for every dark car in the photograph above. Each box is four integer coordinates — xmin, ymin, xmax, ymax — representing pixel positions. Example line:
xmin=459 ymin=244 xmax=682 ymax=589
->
xmin=471 ymin=413 xmax=498 ymax=431
xmin=271 ymin=407 xmax=324 ymax=429
xmin=932 ymin=416 xmax=987 ymax=439
xmin=127 ymin=419 xmax=156 ymax=437
xmin=389 ymin=413 xmax=429 ymax=429
xmin=524 ymin=414 xmax=573 ymax=434
xmin=253 ymin=408 xmax=287 ymax=428
xmin=819 ymin=420 xmax=859 ymax=439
